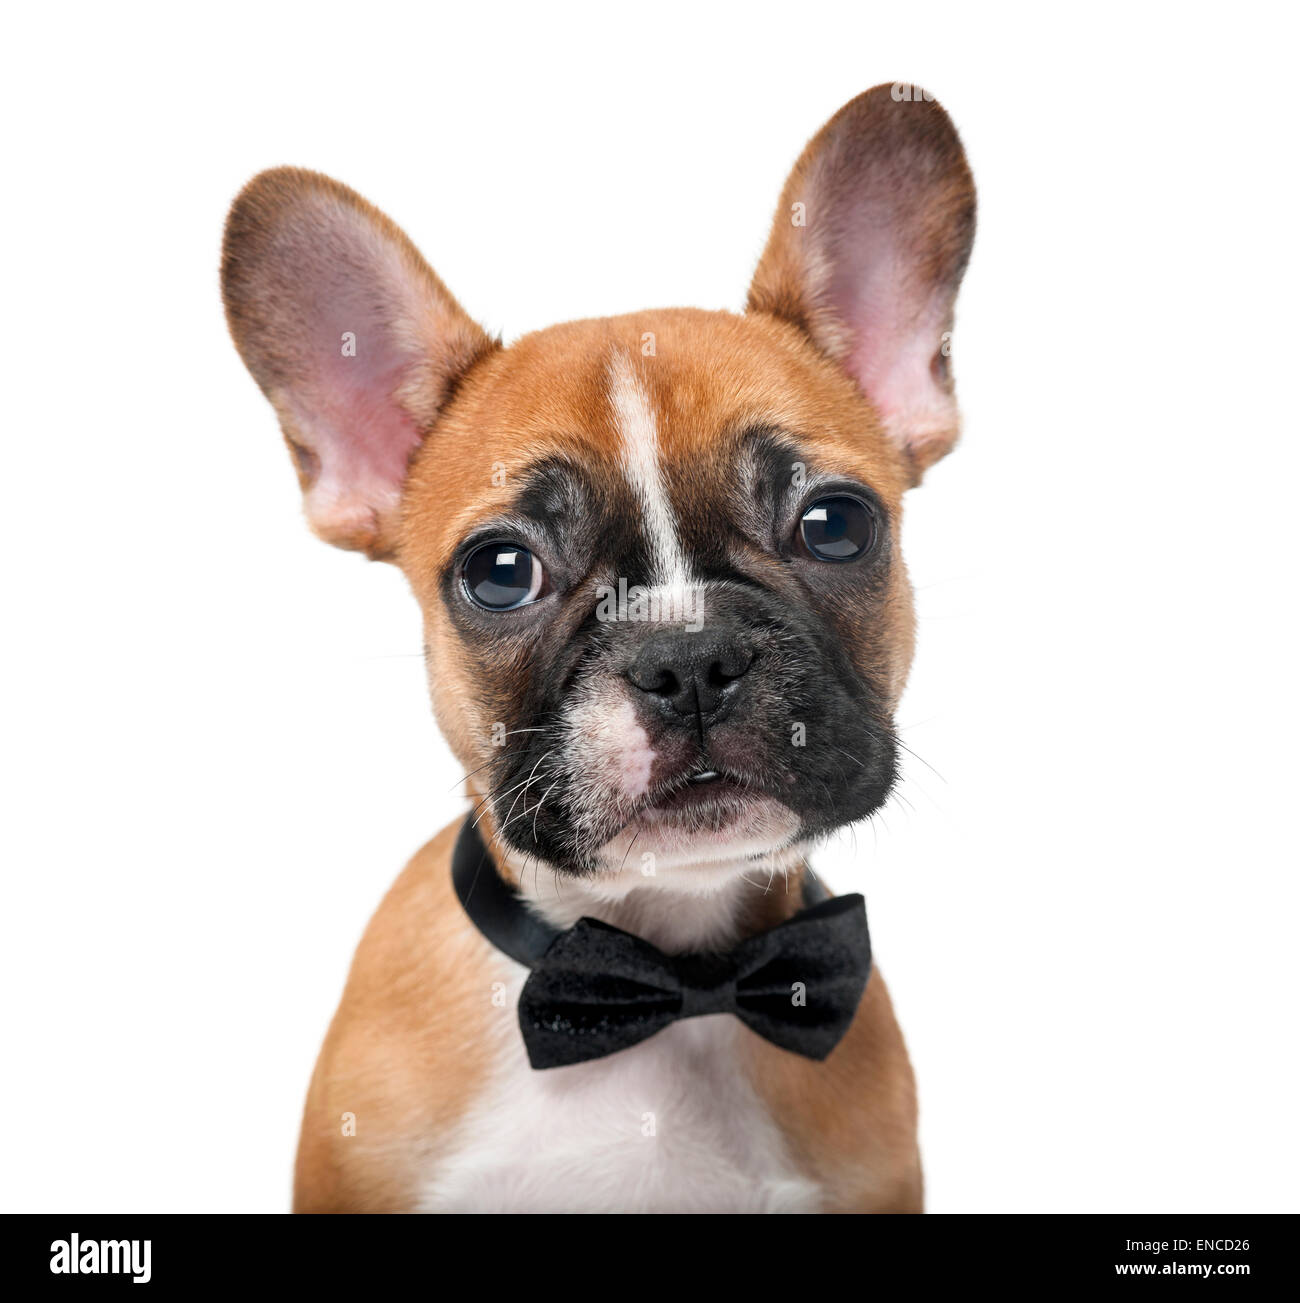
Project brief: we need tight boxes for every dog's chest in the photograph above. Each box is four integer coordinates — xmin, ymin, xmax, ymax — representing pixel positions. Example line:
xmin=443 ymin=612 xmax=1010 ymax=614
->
xmin=418 ymin=962 xmax=822 ymax=1214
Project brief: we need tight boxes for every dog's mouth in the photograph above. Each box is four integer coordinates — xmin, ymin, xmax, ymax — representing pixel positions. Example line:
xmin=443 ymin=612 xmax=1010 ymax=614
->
xmin=581 ymin=759 xmax=804 ymax=873
xmin=633 ymin=767 xmax=763 ymax=830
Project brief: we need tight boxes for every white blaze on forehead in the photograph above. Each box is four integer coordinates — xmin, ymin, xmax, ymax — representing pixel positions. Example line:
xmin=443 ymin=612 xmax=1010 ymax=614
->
xmin=607 ymin=351 xmax=690 ymax=585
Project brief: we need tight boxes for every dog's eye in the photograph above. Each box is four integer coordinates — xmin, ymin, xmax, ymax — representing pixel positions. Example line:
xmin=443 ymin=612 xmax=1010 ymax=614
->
xmin=799 ymin=496 xmax=877 ymax=562
xmin=463 ymin=541 xmax=545 ymax=610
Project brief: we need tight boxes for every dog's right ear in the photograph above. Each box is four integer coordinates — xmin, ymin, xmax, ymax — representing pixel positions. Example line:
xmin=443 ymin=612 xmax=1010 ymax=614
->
xmin=747 ymin=86 xmax=975 ymax=484
xmin=221 ymin=168 xmax=497 ymax=558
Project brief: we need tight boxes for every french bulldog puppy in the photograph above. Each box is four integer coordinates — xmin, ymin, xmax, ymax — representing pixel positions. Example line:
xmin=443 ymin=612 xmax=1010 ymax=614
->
xmin=221 ymin=82 xmax=975 ymax=1213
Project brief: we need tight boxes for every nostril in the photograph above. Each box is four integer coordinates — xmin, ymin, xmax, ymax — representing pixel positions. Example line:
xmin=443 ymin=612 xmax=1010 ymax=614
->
xmin=709 ymin=648 xmax=755 ymax=686
xmin=628 ymin=664 xmax=681 ymax=698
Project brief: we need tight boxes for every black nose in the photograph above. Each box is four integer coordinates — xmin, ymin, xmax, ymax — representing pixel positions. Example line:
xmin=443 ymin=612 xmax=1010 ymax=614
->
xmin=626 ymin=630 xmax=756 ymax=724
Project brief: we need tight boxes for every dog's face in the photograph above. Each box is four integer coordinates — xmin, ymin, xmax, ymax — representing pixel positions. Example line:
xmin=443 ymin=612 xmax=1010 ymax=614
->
xmin=221 ymin=85 xmax=975 ymax=887
xmin=400 ymin=313 xmax=916 ymax=881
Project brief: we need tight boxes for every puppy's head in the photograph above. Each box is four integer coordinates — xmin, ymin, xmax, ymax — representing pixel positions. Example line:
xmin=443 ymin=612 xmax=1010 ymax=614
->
xmin=221 ymin=85 xmax=975 ymax=890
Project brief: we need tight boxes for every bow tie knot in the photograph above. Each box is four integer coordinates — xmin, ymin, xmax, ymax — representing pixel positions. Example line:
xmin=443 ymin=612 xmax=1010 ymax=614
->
xmin=675 ymin=954 xmax=739 ymax=1020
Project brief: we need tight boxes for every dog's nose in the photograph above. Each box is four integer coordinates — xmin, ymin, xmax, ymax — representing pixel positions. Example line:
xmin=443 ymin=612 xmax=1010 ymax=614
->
xmin=626 ymin=630 xmax=755 ymax=723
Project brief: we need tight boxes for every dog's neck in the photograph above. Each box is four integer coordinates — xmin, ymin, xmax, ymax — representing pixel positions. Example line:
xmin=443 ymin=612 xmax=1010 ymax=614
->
xmin=492 ymin=836 xmax=815 ymax=954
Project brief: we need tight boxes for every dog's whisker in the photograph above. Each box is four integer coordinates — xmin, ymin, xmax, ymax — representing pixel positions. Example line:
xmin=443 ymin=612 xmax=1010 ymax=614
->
xmin=617 ymin=827 xmax=643 ymax=875
xmin=491 ymin=751 xmax=556 ymax=836
xmin=894 ymin=739 xmax=945 ymax=783
xmin=532 ymin=777 xmax=564 ymax=845
xmin=448 ymin=755 xmax=507 ymax=792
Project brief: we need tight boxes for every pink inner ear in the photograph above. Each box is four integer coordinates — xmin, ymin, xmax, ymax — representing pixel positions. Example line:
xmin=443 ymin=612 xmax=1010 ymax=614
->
xmin=256 ymin=194 xmax=452 ymax=549
xmin=841 ymin=278 xmax=955 ymax=446
xmin=823 ymin=209 xmax=958 ymax=456
xmin=282 ymin=351 xmax=423 ymax=548
xmin=307 ymin=288 xmax=425 ymax=496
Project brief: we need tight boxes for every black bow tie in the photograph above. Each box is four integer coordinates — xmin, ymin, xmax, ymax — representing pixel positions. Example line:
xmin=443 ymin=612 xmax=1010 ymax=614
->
xmin=452 ymin=819 xmax=872 ymax=1070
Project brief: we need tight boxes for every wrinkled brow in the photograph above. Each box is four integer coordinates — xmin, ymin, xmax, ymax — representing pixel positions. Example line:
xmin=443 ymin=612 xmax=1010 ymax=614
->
xmin=481 ymin=456 xmax=625 ymax=569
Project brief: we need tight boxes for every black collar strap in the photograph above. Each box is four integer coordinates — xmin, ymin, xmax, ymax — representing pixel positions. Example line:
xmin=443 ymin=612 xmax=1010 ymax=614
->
xmin=451 ymin=816 xmax=831 ymax=969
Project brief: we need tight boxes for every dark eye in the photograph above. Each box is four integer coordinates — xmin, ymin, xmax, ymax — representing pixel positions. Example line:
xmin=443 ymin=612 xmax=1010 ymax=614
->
xmin=463 ymin=541 xmax=545 ymax=610
xmin=798 ymin=495 xmax=877 ymax=562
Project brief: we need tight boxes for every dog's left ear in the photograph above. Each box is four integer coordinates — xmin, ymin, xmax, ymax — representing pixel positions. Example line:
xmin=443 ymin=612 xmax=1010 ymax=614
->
xmin=747 ymin=85 xmax=976 ymax=483
xmin=221 ymin=167 xmax=497 ymax=558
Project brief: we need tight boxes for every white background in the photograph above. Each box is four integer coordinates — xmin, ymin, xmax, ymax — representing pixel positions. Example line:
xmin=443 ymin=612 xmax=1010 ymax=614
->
xmin=2 ymin=3 xmax=1296 ymax=1214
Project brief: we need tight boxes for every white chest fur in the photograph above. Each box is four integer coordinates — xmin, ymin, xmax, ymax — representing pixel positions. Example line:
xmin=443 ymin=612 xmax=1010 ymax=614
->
xmin=418 ymin=955 xmax=822 ymax=1214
